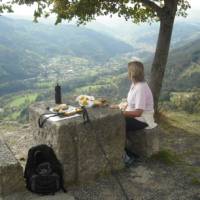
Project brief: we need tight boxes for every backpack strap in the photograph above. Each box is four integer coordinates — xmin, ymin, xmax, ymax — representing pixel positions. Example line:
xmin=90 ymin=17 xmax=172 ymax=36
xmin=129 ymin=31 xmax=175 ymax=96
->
xmin=61 ymin=185 xmax=67 ymax=193
xmin=38 ymin=107 xmax=90 ymax=128
xmin=38 ymin=113 xmax=59 ymax=128
xmin=81 ymin=106 xmax=90 ymax=124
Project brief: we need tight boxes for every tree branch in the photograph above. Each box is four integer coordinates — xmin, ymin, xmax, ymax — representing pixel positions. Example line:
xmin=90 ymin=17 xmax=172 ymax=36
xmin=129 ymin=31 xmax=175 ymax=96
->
xmin=137 ymin=0 xmax=162 ymax=16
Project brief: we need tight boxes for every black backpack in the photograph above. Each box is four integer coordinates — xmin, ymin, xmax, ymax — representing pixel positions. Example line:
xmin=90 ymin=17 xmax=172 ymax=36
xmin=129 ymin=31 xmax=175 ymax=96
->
xmin=24 ymin=144 xmax=66 ymax=195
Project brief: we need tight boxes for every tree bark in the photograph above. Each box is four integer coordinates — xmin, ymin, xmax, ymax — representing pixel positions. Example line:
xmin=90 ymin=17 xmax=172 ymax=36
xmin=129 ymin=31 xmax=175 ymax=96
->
xmin=149 ymin=6 xmax=176 ymax=112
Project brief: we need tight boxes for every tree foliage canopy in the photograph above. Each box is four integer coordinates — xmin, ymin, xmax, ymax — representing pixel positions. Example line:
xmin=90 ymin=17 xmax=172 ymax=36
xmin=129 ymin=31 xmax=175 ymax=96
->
xmin=1 ymin=0 xmax=190 ymax=24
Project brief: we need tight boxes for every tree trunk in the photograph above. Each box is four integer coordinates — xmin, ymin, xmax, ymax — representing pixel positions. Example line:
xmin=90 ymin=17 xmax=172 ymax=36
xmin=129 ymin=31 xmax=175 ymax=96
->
xmin=150 ymin=8 xmax=176 ymax=112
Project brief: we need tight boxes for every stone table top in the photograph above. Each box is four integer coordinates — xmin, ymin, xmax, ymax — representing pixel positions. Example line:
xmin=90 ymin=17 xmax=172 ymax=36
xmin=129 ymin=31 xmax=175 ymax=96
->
xmin=29 ymin=101 xmax=122 ymax=127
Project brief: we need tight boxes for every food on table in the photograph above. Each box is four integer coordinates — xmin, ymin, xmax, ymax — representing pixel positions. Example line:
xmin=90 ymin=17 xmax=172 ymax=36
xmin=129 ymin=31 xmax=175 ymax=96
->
xmin=75 ymin=108 xmax=83 ymax=113
xmin=76 ymin=95 xmax=95 ymax=107
xmin=93 ymin=98 xmax=108 ymax=107
xmin=63 ymin=111 xmax=76 ymax=116
xmin=118 ymin=102 xmax=127 ymax=110
xmin=93 ymin=100 xmax=102 ymax=106
xmin=80 ymin=99 xmax=88 ymax=106
xmin=79 ymin=96 xmax=89 ymax=101
xmin=76 ymin=95 xmax=108 ymax=107
xmin=53 ymin=104 xmax=68 ymax=112
xmin=52 ymin=104 xmax=83 ymax=117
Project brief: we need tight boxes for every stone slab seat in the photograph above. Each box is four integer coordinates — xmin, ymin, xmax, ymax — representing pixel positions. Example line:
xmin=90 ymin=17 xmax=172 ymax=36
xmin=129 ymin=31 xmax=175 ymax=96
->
xmin=0 ymin=138 xmax=25 ymax=197
xmin=126 ymin=126 xmax=160 ymax=157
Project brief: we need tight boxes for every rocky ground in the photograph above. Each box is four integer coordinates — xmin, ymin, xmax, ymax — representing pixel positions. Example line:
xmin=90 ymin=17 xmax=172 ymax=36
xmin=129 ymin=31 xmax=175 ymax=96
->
xmin=0 ymin=113 xmax=200 ymax=200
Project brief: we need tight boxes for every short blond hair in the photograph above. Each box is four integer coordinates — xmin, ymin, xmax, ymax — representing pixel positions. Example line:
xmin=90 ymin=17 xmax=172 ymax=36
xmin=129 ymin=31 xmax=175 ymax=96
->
xmin=128 ymin=61 xmax=144 ymax=82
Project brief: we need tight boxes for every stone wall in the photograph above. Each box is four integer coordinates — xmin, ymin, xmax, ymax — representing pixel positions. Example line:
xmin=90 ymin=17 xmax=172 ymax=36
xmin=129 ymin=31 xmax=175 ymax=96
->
xmin=0 ymin=139 xmax=25 ymax=197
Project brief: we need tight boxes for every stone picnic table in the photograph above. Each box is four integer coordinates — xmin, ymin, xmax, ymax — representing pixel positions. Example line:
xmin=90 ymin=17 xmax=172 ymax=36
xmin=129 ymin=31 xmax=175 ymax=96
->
xmin=29 ymin=101 xmax=126 ymax=186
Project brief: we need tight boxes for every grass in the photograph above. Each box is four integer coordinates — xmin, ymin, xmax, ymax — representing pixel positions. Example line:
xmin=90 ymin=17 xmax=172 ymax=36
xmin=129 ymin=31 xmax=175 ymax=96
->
xmin=188 ymin=166 xmax=200 ymax=174
xmin=191 ymin=177 xmax=200 ymax=185
xmin=0 ymin=92 xmax=39 ymax=121
xmin=151 ymin=150 xmax=200 ymax=186
xmin=9 ymin=111 xmax=20 ymax=120
xmin=157 ymin=110 xmax=200 ymax=186
xmin=158 ymin=110 xmax=200 ymax=135
xmin=185 ymin=166 xmax=200 ymax=186
xmin=150 ymin=149 xmax=183 ymax=165
xmin=8 ymin=93 xmax=38 ymax=107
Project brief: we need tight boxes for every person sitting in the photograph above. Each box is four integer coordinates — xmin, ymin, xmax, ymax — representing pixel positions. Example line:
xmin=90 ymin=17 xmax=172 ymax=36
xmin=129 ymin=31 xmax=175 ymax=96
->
xmin=111 ymin=60 xmax=157 ymax=166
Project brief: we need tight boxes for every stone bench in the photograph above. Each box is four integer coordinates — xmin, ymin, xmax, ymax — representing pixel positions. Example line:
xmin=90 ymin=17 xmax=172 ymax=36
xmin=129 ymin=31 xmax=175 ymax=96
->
xmin=0 ymin=139 xmax=25 ymax=197
xmin=29 ymin=102 xmax=126 ymax=186
xmin=126 ymin=126 xmax=160 ymax=157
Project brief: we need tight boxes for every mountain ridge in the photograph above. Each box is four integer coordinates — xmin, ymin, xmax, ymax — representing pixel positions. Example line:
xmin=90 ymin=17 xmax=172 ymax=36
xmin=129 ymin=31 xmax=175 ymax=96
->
xmin=0 ymin=16 xmax=133 ymax=83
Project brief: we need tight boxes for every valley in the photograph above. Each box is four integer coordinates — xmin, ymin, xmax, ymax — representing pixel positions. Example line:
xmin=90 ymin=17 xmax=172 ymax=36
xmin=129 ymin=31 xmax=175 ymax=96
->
xmin=0 ymin=16 xmax=200 ymax=122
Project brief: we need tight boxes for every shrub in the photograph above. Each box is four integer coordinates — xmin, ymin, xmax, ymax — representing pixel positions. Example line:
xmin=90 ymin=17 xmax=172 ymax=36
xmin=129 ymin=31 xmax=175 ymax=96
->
xmin=169 ymin=91 xmax=200 ymax=113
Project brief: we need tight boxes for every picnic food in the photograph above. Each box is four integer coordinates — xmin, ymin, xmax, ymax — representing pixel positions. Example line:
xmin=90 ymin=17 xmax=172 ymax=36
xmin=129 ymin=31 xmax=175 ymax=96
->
xmin=93 ymin=98 xmax=108 ymax=107
xmin=52 ymin=104 xmax=83 ymax=117
xmin=76 ymin=95 xmax=108 ymax=107
xmin=53 ymin=104 xmax=68 ymax=112
xmin=60 ymin=110 xmax=76 ymax=116
xmin=76 ymin=95 xmax=95 ymax=107
xmin=58 ymin=107 xmax=83 ymax=116
xmin=75 ymin=107 xmax=83 ymax=113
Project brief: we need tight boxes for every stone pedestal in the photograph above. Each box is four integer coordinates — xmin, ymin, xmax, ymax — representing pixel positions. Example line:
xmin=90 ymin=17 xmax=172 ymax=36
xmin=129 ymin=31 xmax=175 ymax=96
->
xmin=126 ymin=127 xmax=160 ymax=157
xmin=0 ymin=139 xmax=25 ymax=197
xmin=29 ymin=102 xmax=126 ymax=186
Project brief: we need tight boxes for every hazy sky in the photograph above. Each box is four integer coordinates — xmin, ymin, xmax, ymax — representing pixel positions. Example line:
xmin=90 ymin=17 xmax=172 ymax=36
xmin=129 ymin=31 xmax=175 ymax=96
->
xmin=3 ymin=0 xmax=200 ymax=24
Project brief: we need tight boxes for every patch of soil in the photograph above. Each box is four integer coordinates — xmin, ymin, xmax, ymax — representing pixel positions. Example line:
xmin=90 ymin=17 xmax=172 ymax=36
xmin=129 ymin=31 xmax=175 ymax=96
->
xmin=1 ymin=122 xmax=200 ymax=200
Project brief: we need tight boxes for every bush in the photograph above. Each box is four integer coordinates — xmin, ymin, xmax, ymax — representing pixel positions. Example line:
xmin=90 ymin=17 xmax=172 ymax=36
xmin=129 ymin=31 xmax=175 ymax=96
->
xmin=169 ymin=91 xmax=200 ymax=113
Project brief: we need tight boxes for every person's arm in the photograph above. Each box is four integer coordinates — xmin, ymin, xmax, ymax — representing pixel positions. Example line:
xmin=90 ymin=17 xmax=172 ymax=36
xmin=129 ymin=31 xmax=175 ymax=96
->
xmin=123 ymin=109 xmax=143 ymax=118
xmin=110 ymin=104 xmax=119 ymax=109
xmin=110 ymin=102 xmax=128 ymax=110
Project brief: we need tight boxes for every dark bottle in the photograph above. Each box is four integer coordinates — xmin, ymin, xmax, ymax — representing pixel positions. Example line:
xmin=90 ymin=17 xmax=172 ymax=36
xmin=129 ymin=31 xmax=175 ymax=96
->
xmin=55 ymin=83 xmax=62 ymax=104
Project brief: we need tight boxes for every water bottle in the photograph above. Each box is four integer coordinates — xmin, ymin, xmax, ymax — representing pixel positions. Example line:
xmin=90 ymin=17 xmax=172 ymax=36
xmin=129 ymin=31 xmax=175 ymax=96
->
xmin=55 ymin=83 xmax=62 ymax=104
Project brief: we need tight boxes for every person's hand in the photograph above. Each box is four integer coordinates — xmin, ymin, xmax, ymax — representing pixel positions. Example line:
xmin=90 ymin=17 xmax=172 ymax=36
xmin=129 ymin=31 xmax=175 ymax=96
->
xmin=118 ymin=102 xmax=127 ymax=111
xmin=110 ymin=104 xmax=119 ymax=109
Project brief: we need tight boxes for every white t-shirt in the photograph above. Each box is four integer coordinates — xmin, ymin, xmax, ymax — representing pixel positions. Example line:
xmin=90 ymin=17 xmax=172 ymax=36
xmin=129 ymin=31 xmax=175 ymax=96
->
xmin=126 ymin=82 xmax=157 ymax=129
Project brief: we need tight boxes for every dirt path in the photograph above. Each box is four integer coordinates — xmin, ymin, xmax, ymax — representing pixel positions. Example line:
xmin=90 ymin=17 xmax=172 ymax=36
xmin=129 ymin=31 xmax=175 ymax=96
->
xmin=0 ymin=115 xmax=200 ymax=200
xmin=67 ymin=123 xmax=200 ymax=200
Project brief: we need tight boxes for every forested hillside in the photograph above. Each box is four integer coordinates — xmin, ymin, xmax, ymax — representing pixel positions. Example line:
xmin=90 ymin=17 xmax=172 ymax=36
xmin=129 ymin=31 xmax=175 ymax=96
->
xmin=0 ymin=17 xmax=133 ymax=84
xmin=0 ymin=16 xmax=200 ymax=121
xmin=0 ymin=17 xmax=135 ymax=121
xmin=164 ymin=38 xmax=200 ymax=91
